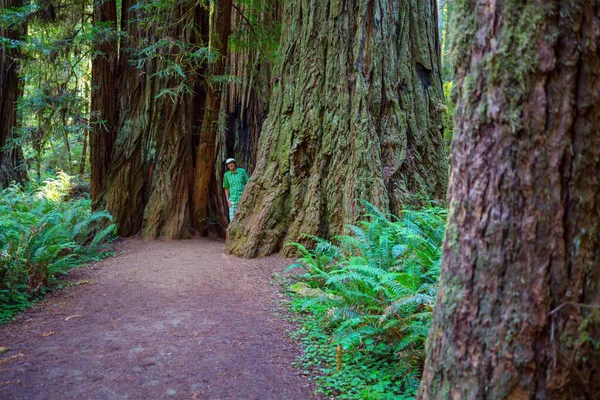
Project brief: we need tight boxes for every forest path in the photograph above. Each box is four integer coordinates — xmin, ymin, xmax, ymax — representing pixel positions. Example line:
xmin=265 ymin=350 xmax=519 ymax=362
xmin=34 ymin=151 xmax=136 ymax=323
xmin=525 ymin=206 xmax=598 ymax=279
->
xmin=0 ymin=238 xmax=316 ymax=399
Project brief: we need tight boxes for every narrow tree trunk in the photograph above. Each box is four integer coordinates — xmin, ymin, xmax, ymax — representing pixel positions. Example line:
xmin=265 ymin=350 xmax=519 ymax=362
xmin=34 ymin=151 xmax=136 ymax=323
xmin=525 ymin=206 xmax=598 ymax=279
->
xmin=225 ymin=0 xmax=281 ymax=172
xmin=418 ymin=2 xmax=600 ymax=399
xmin=0 ymin=0 xmax=28 ymax=188
xmin=192 ymin=0 xmax=233 ymax=233
xmin=90 ymin=0 xmax=118 ymax=201
xmin=205 ymin=1 xmax=282 ymax=236
xmin=79 ymin=130 xmax=87 ymax=175
xmin=227 ymin=0 xmax=448 ymax=257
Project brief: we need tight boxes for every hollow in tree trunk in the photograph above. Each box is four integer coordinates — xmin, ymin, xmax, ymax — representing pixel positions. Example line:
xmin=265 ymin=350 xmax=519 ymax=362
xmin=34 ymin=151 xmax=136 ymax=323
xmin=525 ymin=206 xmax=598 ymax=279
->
xmin=418 ymin=1 xmax=600 ymax=399
xmin=192 ymin=0 xmax=233 ymax=234
xmin=227 ymin=0 xmax=449 ymax=257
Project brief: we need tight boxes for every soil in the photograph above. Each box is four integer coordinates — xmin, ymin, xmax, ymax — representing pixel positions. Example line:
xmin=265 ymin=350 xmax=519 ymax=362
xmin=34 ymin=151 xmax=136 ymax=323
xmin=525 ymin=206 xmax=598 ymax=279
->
xmin=0 ymin=238 xmax=318 ymax=399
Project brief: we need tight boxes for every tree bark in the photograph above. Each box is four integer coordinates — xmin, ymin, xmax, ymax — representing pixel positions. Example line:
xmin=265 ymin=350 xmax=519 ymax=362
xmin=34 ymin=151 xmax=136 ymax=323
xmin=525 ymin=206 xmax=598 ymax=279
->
xmin=103 ymin=0 xmax=205 ymax=238
xmin=192 ymin=0 xmax=233 ymax=234
xmin=140 ymin=6 xmax=197 ymax=239
xmin=101 ymin=0 xmax=151 ymax=236
xmin=79 ymin=130 xmax=87 ymax=175
xmin=140 ymin=0 xmax=205 ymax=239
xmin=205 ymin=0 xmax=282 ymax=237
xmin=418 ymin=1 xmax=600 ymax=399
xmin=90 ymin=0 xmax=118 ymax=201
xmin=227 ymin=0 xmax=449 ymax=257
xmin=0 ymin=0 xmax=28 ymax=188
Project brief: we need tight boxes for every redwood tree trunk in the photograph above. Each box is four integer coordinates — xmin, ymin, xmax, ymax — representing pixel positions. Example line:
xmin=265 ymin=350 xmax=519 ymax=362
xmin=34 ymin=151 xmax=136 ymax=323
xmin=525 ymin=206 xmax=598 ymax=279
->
xmin=141 ymin=5 xmax=197 ymax=239
xmin=0 ymin=0 xmax=27 ymax=188
xmin=90 ymin=0 xmax=118 ymax=201
xmin=205 ymin=1 xmax=282 ymax=237
xmin=103 ymin=0 xmax=204 ymax=238
xmin=101 ymin=0 xmax=151 ymax=236
xmin=192 ymin=0 xmax=233 ymax=233
xmin=227 ymin=0 xmax=448 ymax=257
xmin=418 ymin=1 xmax=600 ymax=399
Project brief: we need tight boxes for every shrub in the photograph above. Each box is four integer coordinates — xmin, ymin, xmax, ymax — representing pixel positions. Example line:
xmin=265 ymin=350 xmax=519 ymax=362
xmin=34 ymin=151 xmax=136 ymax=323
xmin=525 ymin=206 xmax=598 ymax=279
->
xmin=0 ymin=172 xmax=117 ymax=322
xmin=286 ymin=202 xmax=447 ymax=396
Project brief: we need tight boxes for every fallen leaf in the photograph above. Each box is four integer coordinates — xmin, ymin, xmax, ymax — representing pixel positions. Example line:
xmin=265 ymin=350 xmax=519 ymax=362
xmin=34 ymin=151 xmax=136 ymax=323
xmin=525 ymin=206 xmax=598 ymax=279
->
xmin=41 ymin=331 xmax=56 ymax=337
xmin=65 ymin=314 xmax=83 ymax=321
xmin=75 ymin=280 xmax=92 ymax=285
xmin=0 ymin=353 xmax=24 ymax=366
xmin=0 ymin=347 xmax=9 ymax=354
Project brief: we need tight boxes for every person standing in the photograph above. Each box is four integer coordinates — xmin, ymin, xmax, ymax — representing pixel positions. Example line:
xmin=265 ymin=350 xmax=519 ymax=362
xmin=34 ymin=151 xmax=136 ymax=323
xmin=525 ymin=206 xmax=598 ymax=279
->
xmin=223 ymin=158 xmax=249 ymax=222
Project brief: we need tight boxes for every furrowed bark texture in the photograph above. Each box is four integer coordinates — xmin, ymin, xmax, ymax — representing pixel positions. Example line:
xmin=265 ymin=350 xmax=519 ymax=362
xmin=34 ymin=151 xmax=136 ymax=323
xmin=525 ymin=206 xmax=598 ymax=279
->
xmin=227 ymin=0 xmax=448 ymax=257
xmin=0 ymin=0 xmax=27 ymax=188
xmin=418 ymin=1 xmax=600 ymax=399
xmin=205 ymin=1 xmax=282 ymax=236
xmin=192 ymin=0 xmax=232 ymax=233
xmin=224 ymin=0 xmax=281 ymax=172
xmin=90 ymin=0 xmax=118 ymax=201
xmin=103 ymin=0 xmax=201 ymax=239
xmin=141 ymin=7 xmax=197 ymax=239
xmin=101 ymin=0 xmax=151 ymax=236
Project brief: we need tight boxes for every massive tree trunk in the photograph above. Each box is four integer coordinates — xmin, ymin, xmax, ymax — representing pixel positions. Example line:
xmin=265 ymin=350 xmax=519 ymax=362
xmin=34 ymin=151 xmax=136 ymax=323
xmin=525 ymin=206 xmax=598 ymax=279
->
xmin=418 ymin=1 xmax=600 ymax=399
xmin=0 ymin=0 xmax=27 ymax=188
xmin=101 ymin=0 xmax=153 ymax=236
xmin=227 ymin=0 xmax=449 ymax=257
xmin=141 ymin=2 xmax=197 ymax=239
xmin=90 ymin=0 xmax=118 ymax=201
xmin=192 ymin=0 xmax=233 ymax=233
xmin=103 ymin=0 xmax=205 ymax=238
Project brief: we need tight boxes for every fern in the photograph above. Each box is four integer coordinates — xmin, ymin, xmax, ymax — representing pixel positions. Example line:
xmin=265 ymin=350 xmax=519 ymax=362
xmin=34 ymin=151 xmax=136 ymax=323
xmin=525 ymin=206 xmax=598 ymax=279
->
xmin=287 ymin=201 xmax=447 ymax=392
xmin=0 ymin=172 xmax=118 ymax=323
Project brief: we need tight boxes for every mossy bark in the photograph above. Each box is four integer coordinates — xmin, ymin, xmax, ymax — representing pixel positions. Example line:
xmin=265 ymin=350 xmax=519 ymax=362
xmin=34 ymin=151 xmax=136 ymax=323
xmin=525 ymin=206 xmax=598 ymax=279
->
xmin=418 ymin=1 xmax=600 ymax=399
xmin=90 ymin=0 xmax=118 ymax=202
xmin=227 ymin=0 xmax=448 ymax=257
xmin=0 ymin=0 xmax=28 ymax=188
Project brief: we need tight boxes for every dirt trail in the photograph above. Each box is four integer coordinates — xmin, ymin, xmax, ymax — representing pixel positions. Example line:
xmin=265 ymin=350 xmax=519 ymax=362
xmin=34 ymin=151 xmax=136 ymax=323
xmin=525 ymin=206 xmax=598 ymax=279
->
xmin=0 ymin=238 xmax=317 ymax=399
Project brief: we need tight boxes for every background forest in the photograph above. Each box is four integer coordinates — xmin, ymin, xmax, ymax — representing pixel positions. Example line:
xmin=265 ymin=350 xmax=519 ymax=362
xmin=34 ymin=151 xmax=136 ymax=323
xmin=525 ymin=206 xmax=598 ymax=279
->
xmin=1 ymin=0 xmax=455 ymax=395
xmin=2 ymin=0 xmax=599 ymax=399
xmin=1 ymin=0 xmax=455 ymax=240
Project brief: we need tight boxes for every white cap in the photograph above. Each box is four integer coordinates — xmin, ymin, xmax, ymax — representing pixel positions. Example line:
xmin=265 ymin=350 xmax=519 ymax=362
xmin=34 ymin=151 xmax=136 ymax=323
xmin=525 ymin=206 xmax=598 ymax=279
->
xmin=225 ymin=158 xmax=236 ymax=164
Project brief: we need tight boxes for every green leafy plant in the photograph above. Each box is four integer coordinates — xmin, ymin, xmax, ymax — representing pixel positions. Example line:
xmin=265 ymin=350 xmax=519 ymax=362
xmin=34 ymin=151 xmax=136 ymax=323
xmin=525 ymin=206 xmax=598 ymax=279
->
xmin=0 ymin=172 xmax=117 ymax=323
xmin=285 ymin=202 xmax=447 ymax=397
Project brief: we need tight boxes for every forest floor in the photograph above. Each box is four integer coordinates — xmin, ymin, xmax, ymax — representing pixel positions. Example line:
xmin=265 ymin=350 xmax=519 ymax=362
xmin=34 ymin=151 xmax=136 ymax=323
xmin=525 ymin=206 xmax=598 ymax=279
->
xmin=0 ymin=238 xmax=318 ymax=399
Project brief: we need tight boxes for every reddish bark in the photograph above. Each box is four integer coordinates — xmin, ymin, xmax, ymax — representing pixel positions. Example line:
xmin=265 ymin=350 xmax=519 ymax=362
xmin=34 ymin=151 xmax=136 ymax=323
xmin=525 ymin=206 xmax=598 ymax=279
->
xmin=192 ymin=0 xmax=233 ymax=234
xmin=0 ymin=0 xmax=27 ymax=187
xmin=418 ymin=1 xmax=600 ymax=399
xmin=90 ymin=0 xmax=118 ymax=201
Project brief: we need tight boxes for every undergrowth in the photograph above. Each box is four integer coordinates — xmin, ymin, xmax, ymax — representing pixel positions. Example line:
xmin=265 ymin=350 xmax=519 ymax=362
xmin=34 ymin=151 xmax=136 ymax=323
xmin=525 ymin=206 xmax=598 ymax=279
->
xmin=0 ymin=172 xmax=117 ymax=323
xmin=283 ymin=202 xmax=447 ymax=399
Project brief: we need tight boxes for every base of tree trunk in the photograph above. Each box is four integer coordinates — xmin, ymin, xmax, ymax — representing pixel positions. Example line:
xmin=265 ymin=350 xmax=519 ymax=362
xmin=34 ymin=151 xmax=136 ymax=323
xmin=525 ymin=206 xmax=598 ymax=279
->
xmin=227 ymin=0 xmax=448 ymax=258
